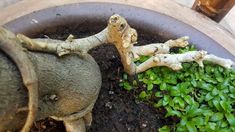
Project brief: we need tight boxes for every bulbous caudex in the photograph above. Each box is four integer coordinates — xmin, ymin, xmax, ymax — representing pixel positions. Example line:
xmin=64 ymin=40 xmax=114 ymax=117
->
xmin=0 ymin=28 xmax=101 ymax=131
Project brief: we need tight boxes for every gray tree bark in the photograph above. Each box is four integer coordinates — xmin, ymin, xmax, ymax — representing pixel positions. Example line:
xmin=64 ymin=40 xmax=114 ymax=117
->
xmin=0 ymin=50 xmax=101 ymax=131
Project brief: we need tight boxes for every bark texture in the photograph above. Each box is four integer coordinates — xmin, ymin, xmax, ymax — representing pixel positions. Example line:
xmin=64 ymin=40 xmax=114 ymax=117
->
xmin=0 ymin=51 xmax=101 ymax=131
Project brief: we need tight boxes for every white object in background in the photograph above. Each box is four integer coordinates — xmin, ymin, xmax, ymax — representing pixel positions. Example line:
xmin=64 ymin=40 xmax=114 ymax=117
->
xmin=0 ymin=0 xmax=21 ymax=9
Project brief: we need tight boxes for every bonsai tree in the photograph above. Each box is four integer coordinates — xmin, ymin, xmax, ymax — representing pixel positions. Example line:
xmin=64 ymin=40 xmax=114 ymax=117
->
xmin=0 ymin=14 xmax=234 ymax=132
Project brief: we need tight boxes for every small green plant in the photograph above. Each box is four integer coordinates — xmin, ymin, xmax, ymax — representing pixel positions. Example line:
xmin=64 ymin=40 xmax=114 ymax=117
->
xmin=119 ymin=45 xmax=235 ymax=132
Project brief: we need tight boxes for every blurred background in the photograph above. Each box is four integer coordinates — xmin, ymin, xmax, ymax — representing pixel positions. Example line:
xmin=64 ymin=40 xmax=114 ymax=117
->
xmin=0 ymin=0 xmax=234 ymax=36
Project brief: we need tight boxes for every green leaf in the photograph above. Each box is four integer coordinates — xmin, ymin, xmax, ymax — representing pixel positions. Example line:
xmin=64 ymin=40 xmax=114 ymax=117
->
xmin=191 ymin=79 xmax=197 ymax=87
xmin=215 ymin=70 xmax=224 ymax=82
xmin=180 ymin=117 xmax=188 ymax=125
xmin=163 ymin=95 xmax=171 ymax=106
xmin=164 ymin=74 xmax=177 ymax=84
xmin=192 ymin=116 xmax=204 ymax=126
xmin=161 ymin=67 xmax=172 ymax=73
xmin=220 ymin=101 xmax=232 ymax=112
xmin=216 ymin=76 xmax=224 ymax=83
xmin=153 ymin=77 xmax=162 ymax=84
xmin=137 ymin=73 xmax=144 ymax=80
xmin=203 ymin=74 xmax=217 ymax=84
xmin=160 ymin=83 xmax=167 ymax=91
xmin=123 ymin=82 xmax=132 ymax=91
xmin=186 ymin=121 xmax=197 ymax=132
xmin=155 ymin=92 xmax=163 ymax=98
xmin=218 ymin=66 xmax=224 ymax=72
xmin=165 ymin=107 xmax=182 ymax=117
xmin=202 ymin=109 xmax=214 ymax=117
xmin=212 ymin=99 xmax=223 ymax=112
xmin=210 ymin=113 xmax=224 ymax=122
xmin=139 ymin=91 xmax=147 ymax=99
xmin=132 ymin=80 xmax=137 ymax=86
xmin=179 ymin=82 xmax=191 ymax=92
xmin=221 ymin=87 xmax=229 ymax=94
xmin=205 ymin=92 xmax=214 ymax=101
xmin=158 ymin=125 xmax=170 ymax=132
xmin=154 ymin=99 xmax=163 ymax=107
xmin=208 ymin=122 xmax=217 ymax=130
xmin=143 ymin=78 xmax=151 ymax=84
xmin=184 ymin=95 xmax=194 ymax=105
xmin=169 ymin=86 xmax=180 ymax=96
xmin=149 ymin=72 xmax=157 ymax=80
xmin=212 ymin=88 xmax=219 ymax=96
xmin=220 ymin=120 xmax=228 ymax=128
xmin=208 ymin=100 xmax=213 ymax=108
xmin=205 ymin=65 xmax=214 ymax=73
xmin=147 ymin=83 xmax=153 ymax=91
xmin=229 ymin=86 xmax=235 ymax=93
xmin=185 ymin=102 xmax=201 ymax=118
xmin=177 ymin=72 xmax=185 ymax=81
xmin=229 ymin=94 xmax=235 ymax=99
xmin=173 ymin=97 xmax=185 ymax=108
xmin=225 ymin=113 xmax=235 ymax=126
xmin=176 ymin=124 xmax=187 ymax=131
xmin=182 ymin=63 xmax=191 ymax=68
xmin=146 ymin=69 xmax=152 ymax=75
xmin=187 ymin=108 xmax=202 ymax=118
xmin=221 ymin=78 xmax=230 ymax=87
xmin=138 ymin=56 xmax=150 ymax=62
xmin=230 ymin=126 xmax=235 ymax=131
xmin=205 ymin=116 xmax=210 ymax=124
xmin=219 ymin=93 xmax=227 ymax=100
xmin=197 ymin=81 xmax=213 ymax=91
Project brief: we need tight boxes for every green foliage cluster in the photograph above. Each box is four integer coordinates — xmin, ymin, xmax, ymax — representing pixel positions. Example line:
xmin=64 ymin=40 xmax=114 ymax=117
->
xmin=119 ymin=46 xmax=235 ymax=132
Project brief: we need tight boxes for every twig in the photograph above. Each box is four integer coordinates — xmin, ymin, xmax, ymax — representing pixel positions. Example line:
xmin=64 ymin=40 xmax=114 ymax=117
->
xmin=131 ymin=36 xmax=189 ymax=59
xmin=136 ymin=51 xmax=234 ymax=73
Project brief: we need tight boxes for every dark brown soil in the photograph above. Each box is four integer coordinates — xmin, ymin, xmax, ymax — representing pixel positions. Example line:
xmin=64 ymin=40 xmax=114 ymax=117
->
xmin=30 ymin=22 xmax=172 ymax=132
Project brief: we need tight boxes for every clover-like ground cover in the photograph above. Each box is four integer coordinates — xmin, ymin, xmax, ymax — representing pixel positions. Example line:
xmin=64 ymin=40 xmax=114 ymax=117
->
xmin=120 ymin=45 xmax=235 ymax=132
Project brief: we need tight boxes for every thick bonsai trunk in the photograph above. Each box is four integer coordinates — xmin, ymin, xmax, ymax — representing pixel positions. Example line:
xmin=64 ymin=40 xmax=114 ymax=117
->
xmin=0 ymin=50 xmax=101 ymax=131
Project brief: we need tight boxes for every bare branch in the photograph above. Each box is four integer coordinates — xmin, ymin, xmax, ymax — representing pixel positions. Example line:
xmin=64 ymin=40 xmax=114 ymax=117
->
xmin=136 ymin=51 xmax=234 ymax=73
xmin=204 ymin=54 xmax=234 ymax=69
xmin=17 ymin=28 xmax=108 ymax=56
xmin=132 ymin=36 xmax=189 ymax=59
